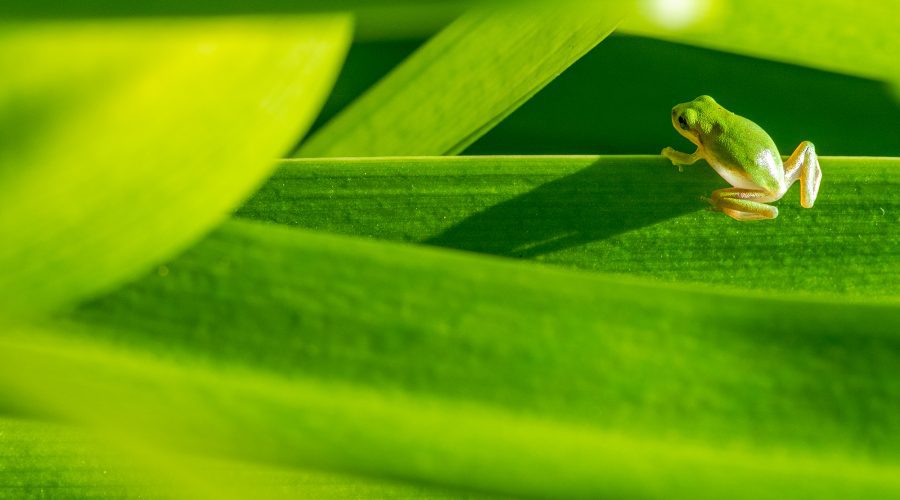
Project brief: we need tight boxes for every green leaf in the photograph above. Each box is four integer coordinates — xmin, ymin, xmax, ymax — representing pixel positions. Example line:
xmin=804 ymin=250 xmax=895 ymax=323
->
xmin=0 ymin=417 xmax=504 ymax=499
xmin=298 ymin=2 xmax=627 ymax=157
xmin=237 ymin=155 xmax=900 ymax=297
xmin=620 ymin=0 xmax=900 ymax=87
xmin=0 ymin=2 xmax=468 ymax=41
xmin=0 ymin=16 xmax=351 ymax=317
xmin=1 ymin=219 xmax=898 ymax=498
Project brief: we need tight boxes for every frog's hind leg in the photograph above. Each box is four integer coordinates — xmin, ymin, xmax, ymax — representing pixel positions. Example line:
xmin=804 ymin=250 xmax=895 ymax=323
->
xmin=707 ymin=187 xmax=779 ymax=221
xmin=783 ymin=141 xmax=821 ymax=208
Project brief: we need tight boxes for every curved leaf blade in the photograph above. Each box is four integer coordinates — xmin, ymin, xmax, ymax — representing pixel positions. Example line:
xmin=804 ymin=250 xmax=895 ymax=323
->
xmin=0 ymin=16 xmax=352 ymax=317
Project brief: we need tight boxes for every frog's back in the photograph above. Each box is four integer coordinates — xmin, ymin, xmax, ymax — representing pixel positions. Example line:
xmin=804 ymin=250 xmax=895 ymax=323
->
xmin=706 ymin=112 xmax=784 ymax=194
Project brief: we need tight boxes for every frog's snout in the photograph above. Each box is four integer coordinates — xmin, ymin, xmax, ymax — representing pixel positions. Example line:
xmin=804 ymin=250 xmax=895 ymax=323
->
xmin=670 ymin=107 xmax=681 ymax=126
xmin=670 ymin=107 xmax=681 ymax=128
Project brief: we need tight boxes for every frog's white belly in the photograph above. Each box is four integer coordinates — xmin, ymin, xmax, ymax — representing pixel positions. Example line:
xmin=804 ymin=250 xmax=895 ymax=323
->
xmin=706 ymin=149 xmax=784 ymax=194
xmin=707 ymin=159 xmax=759 ymax=190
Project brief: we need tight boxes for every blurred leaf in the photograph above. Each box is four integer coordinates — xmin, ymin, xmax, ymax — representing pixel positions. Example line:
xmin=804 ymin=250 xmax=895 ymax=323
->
xmin=0 ymin=418 xmax=141 ymax=498
xmin=298 ymin=1 xmax=628 ymax=156
xmin=0 ymin=16 xmax=351 ymax=317
xmin=0 ymin=417 xmax=505 ymax=499
xmin=0 ymin=0 xmax=465 ymax=18
xmin=237 ymin=156 xmax=900 ymax=297
xmin=0 ymin=1 xmax=466 ymax=41
xmin=621 ymin=0 xmax=900 ymax=88
xmin=1 ymin=219 xmax=898 ymax=498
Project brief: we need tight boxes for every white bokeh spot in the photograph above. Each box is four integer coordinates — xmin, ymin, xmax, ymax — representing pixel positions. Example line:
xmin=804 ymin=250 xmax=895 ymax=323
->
xmin=643 ymin=0 xmax=709 ymax=29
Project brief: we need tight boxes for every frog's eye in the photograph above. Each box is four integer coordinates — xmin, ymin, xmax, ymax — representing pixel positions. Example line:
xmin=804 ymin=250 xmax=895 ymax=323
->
xmin=678 ymin=115 xmax=689 ymax=129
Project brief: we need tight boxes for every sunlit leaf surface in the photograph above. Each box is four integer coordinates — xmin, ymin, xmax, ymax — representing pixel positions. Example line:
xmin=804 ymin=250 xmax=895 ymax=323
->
xmin=238 ymin=156 xmax=900 ymax=296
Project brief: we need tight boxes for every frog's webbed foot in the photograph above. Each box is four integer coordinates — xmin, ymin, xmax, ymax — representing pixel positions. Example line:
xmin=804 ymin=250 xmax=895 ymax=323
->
xmin=783 ymin=141 xmax=821 ymax=208
xmin=661 ymin=147 xmax=701 ymax=173
xmin=706 ymin=188 xmax=779 ymax=221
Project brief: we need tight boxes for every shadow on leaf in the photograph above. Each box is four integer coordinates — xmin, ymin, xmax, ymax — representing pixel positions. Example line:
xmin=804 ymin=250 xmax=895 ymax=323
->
xmin=426 ymin=158 xmax=724 ymax=258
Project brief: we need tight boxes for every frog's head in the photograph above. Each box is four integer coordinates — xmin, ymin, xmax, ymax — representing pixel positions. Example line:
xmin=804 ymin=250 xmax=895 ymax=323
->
xmin=671 ymin=95 xmax=721 ymax=147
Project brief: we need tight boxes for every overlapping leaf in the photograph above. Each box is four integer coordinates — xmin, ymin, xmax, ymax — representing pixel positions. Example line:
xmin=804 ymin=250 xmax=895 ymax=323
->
xmin=1 ymin=219 xmax=898 ymax=498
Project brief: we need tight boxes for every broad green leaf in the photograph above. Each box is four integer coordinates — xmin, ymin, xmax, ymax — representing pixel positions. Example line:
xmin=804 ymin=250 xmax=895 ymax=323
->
xmin=0 ymin=16 xmax=351 ymax=317
xmin=298 ymin=1 xmax=628 ymax=156
xmin=620 ymin=0 xmax=900 ymax=88
xmin=2 ymin=219 xmax=898 ymax=498
xmin=237 ymin=156 xmax=900 ymax=297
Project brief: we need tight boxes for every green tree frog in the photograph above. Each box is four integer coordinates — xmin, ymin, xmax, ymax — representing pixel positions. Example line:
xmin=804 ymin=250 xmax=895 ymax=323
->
xmin=662 ymin=95 xmax=821 ymax=221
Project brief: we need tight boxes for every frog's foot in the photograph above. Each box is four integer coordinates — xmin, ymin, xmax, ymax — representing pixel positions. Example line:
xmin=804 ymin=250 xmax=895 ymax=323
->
xmin=661 ymin=147 xmax=701 ymax=172
xmin=707 ymin=188 xmax=779 ymax=221
xmin=783 ymin=141 xmax=821 ymax=208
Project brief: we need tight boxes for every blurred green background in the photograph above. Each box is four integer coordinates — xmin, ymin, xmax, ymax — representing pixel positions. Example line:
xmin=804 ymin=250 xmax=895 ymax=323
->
xmin=312 ymin=34 xmax=900 ymax=156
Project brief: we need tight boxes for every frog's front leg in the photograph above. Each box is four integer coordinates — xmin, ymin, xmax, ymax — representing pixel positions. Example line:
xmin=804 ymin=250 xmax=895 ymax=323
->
xmin=707 ymin=187 xmax=779 ymax=221
xmin=661 ymin=146 xmax=701 ymax=172
xmin=783 ymin=141 xmax=821 ymax=208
